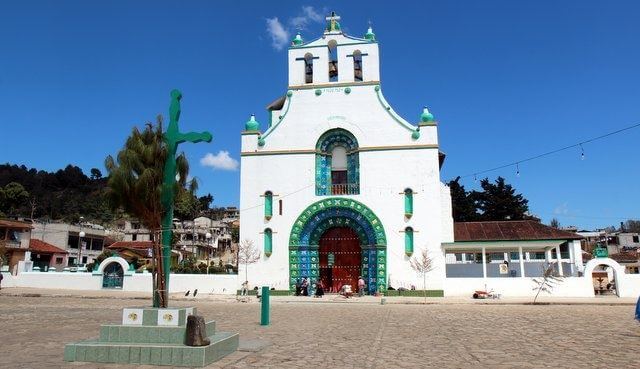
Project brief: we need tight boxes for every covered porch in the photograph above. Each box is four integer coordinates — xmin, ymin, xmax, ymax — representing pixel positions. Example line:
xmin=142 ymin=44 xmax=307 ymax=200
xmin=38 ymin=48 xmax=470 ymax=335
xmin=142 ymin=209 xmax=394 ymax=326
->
xmin=444 ymin=220 xmax=584 ymax=279
xmin=443 ymin=239 xmax=583 ymax=278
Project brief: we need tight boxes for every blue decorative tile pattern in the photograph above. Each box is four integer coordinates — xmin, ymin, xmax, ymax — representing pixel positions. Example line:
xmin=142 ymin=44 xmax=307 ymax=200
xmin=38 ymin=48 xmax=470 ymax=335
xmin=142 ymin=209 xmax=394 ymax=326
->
xmin=315 ymin=129 xmax=360 ymax=195
xmin=289 ymin=198 xmax=386 ymax=293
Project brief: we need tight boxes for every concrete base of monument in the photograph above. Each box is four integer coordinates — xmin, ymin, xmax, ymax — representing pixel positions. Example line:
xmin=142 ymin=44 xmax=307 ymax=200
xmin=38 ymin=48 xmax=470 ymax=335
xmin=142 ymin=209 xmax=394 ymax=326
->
xmin=63 ymin=307 xmax=239 ymax=367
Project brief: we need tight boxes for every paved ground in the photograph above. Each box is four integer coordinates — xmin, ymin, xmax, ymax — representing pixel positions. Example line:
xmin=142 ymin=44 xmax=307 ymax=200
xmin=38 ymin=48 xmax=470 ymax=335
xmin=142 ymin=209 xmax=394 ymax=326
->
xmin=0 ymin=289 xmax=638 ymax=368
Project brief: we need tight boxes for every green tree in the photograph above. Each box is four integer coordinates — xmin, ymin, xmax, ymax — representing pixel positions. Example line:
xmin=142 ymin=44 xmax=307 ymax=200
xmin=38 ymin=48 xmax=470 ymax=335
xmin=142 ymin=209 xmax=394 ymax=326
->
xmin=448 ymin=177 xmax=478 ymax=222
xmin=104 ymin=116 xmax=190 ymax=308
xmin=0 ymin=182 xmax=30 ymax=215
xmin=472 ymin=177 xmax=529 ymax=221
xmin=198 ymin=193 xmax=214 ymax=211
xmin=623 ymin=219 xmax=640 ymax=233
xmin=90 ymin=168 xmax=103 ymax=180
xmin=174 ymin=178 xmax=200 ymax=220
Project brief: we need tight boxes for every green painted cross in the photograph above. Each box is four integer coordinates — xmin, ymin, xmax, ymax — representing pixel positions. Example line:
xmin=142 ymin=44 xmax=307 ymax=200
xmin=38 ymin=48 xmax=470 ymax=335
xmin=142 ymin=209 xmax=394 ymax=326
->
xmin=156 ymin=89 xmax=212 ymax=308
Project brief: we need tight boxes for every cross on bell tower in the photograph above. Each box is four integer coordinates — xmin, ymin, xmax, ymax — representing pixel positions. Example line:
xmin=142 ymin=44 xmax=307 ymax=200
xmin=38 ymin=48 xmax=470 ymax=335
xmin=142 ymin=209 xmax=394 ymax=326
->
xmin=325 ymin=11 xmax=341 ymax=33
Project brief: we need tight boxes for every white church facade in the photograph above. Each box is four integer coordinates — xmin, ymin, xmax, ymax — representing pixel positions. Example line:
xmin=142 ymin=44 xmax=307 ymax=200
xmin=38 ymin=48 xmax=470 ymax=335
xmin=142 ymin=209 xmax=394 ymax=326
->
xmin=240 ymin=13 xmax=450 ymax=294
xmin=238 ymin=13 xmax=640 ymax=299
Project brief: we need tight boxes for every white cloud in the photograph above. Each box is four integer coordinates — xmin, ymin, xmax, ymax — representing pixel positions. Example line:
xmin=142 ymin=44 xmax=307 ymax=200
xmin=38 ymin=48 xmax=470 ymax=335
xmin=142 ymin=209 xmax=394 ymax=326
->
xmin=290 ymin=6 xmax=324 ymax=29
xmin=266 ymin=6 xmax=324 ymax=50
xmin=553 ymin=202 xmax=569 ymax=215
xmin=200 ymin=151 xmax=239 ymax=171
xmin=266 ymin=17 xmax=290 ymax=50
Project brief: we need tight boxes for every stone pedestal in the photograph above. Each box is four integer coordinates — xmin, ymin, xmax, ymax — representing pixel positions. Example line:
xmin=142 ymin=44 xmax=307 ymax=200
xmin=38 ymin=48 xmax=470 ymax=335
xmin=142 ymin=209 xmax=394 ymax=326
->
xmin=64 ymin=307 xmax=238 ymax=367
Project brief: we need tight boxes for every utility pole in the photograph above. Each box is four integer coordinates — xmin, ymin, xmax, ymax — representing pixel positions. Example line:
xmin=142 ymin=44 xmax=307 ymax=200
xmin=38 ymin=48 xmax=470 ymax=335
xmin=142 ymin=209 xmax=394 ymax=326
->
xmin=78 ymin=216 xmax=85 ymax=268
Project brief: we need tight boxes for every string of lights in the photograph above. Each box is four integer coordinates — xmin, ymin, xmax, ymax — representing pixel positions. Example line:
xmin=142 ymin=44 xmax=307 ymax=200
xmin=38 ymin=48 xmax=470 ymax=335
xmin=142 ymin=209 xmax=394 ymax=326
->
xmin=459 ymin=121 xmax=640 ymax=180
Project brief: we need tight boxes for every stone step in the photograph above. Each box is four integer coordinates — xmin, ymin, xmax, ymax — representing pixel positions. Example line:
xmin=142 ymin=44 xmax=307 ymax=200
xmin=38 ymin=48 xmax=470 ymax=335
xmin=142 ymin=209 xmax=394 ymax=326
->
xmin=99 ymin=321 xmax=215 ymax=344
xmin=64 ymin=331 xmax=239 ymax=367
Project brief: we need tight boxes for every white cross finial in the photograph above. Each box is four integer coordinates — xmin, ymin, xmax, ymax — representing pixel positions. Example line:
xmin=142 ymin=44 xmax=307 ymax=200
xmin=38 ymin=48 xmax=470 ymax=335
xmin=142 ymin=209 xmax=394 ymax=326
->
xmin=326 ymin=11 xmax=341 ymax=22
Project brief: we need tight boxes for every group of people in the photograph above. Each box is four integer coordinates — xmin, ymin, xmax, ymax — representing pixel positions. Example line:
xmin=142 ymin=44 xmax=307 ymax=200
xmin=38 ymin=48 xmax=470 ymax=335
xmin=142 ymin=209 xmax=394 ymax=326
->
xmin=295 ymin=277 xmax=324 ymax=297
xmin=293 ymin=276 xmax=368 ymax=298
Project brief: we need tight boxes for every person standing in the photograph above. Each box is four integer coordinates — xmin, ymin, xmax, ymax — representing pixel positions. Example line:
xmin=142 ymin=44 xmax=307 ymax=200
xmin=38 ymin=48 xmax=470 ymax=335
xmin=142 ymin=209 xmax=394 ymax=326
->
xmin=0 ymin=272 xmax=3 ymax=290
xmin=315 ymin=279 xmax=325 ymax=298
xmin=301 ymin=277 xmax=309 ymax=296
xmin=635 ymin=294 xmax=640 ymax=322
xmin=358 ymin=276 xmax=366 ymax=297
xmin=240 ymin=281 xmax=248 ymax=296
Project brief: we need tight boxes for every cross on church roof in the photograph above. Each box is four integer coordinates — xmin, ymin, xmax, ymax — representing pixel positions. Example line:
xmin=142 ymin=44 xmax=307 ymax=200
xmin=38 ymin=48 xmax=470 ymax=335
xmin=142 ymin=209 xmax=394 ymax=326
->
xmin=325 ymin=11 xmax=341 ymax=32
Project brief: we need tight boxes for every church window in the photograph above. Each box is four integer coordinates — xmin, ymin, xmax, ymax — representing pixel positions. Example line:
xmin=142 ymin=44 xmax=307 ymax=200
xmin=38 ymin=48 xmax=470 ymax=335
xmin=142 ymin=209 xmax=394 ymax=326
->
xmin=405 ymin=227 xmax=414 ymax=256
xmin=404 ymin=188 xmax=414 ymax=217
xmin=264 ymin=228 xmax=273 ymax=257
xmin=264 ymin=191 xmax=273 ymax=220
xmin=304 ymin=53 xmax=314 ymax=84
xmin=315 ymin=129 xmax=360 ymax=195
xmin=279 ymin=199 xmax=283 ymax=215
xmin=353 ymin=50 xmax=363 ymax=82
xmin=328 ymin=40 xmax=338 ymax=82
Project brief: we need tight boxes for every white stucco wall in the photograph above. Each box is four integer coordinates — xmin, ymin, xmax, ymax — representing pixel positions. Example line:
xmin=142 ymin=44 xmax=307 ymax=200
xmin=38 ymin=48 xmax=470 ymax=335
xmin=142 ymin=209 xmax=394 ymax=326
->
xmin=1 ymin=272 xmax=238 ymax=295
xmin=241 ymin=48 xmax=451 ymax=291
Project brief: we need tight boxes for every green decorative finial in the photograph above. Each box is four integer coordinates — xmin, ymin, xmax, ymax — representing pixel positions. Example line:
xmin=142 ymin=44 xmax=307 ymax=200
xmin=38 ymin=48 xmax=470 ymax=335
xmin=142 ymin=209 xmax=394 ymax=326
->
xmin=291 ymin=32 xmax=303 ymax=46
xmin=158 ymin=89 xmax=212 ymax=307
xmin=325 ymin=11 xmax=341 ymax=32
xmin=411 ymin=129 xmax=420 ymax=139
xmin=420 ymin=106 xmax=434 ymax=122
xmin=365 ymin=26 xmax=376 ymax=41
xmin=245 ymin=114 xmax=260 ymax=131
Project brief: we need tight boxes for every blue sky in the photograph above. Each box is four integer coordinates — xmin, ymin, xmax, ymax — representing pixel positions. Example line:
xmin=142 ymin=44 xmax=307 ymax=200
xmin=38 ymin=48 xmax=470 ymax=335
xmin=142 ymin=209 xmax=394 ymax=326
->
xmin=1 ymin=1 xmax=639 ymax=230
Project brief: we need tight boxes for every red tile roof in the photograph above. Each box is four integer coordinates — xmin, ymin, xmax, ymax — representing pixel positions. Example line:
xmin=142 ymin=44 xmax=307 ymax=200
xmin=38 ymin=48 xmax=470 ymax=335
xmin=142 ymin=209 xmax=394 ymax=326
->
xmin=0 ymin=219 xmax=33 ymax=230
xmin=29 ymin=239 xmax=68 ymax=254
xmin=108 ymin=241 xmax=156 ymax=249
xmin=454 ymin=220 xmax=583 ymax=242
xmin=609 ymin=252 xmax=639 ymax=263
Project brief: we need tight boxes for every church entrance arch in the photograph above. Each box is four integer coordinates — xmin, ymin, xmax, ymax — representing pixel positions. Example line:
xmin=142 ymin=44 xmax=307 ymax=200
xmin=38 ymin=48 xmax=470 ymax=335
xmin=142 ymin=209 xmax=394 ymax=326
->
xmin=289 ymin=198 xmax=387 ymax=295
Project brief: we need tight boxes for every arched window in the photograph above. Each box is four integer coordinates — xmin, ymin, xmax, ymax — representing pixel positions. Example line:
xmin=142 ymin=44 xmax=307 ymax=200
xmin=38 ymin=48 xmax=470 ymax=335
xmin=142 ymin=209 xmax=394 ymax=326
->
xmin=353 ymin=50 xmax=363 ymax=82
xmin=404 ymin=188 xmax=414 ymax=217
xmin=405 ymin=227 xmax=414 ymax=256
xmin=315 ymin=129 xmax=360 ymax=195
xmin=328 ymin=40 xmax=338 ymax=82
xmin=304 ymin=53 xmax=314 ymax=84
xmin=264 ymin=191 xmax=273 ymax=219
xmin=264 ymin=228 xmax=273 ymax=257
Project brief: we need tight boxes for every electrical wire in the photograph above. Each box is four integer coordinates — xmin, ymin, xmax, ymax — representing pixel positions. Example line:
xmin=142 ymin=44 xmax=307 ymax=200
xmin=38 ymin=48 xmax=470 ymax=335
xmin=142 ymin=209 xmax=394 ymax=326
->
xmin=459 ymin=121 xmax=640 ymax=179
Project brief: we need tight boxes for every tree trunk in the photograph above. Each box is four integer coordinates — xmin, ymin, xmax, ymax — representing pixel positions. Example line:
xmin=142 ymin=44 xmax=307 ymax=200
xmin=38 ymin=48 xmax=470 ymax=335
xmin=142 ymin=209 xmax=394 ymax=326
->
xmin=423 ymin=274 xmax=427 ymax=304
xmin=152 ymin=230 xmax=166 ymax=308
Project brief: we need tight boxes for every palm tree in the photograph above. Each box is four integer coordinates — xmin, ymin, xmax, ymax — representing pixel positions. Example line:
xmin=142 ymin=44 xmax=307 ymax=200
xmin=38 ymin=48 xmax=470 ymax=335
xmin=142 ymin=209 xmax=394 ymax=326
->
xmin=105 ymin=116 xmax=189 ymax=308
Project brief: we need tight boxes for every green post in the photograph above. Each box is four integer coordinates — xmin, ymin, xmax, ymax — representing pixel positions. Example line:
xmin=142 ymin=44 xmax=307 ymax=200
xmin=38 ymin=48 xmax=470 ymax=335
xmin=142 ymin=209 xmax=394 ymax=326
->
xmin=155 ymin=89 xmax=212 ymax=308
xmin=260 ymin=286 xmax=270 ymax=326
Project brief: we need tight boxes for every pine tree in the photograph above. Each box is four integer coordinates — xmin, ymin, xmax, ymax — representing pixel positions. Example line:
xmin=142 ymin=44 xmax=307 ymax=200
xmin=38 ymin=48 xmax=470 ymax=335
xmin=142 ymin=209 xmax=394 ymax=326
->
xmin=448 ymin=177 xmax=478 ymax=222
xmin=473 ymin=177 xmax=529 ymax=220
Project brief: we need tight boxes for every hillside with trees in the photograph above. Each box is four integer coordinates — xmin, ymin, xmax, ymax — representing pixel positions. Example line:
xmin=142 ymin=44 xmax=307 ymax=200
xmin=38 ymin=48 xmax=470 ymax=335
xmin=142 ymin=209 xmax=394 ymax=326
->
xmin=0 ymin=163 xmax=217 ymax=225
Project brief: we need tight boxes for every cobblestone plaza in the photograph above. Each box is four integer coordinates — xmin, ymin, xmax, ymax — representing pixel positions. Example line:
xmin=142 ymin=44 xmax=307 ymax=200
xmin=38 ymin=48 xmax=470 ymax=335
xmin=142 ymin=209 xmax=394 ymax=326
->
xmin=0 ymin=292 xmax=638 ymax=368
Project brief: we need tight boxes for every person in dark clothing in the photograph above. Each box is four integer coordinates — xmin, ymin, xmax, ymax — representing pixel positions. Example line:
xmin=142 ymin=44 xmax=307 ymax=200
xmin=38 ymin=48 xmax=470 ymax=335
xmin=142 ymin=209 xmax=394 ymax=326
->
xmin=315 ymin=279 xmax=325 ymax=298
xmin=301 ymin=277 xmax=309 ymax=296
xmin=294 ymin=279 xmax=301 ymax=296
xmin=0 ymin=272 xmax=3 ymax=290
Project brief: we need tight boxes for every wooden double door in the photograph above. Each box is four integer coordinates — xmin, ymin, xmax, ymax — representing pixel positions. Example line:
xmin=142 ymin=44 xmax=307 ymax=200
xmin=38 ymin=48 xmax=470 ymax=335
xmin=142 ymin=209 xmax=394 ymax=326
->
xmin=318 ymin=227 xmax=361 ymax=292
